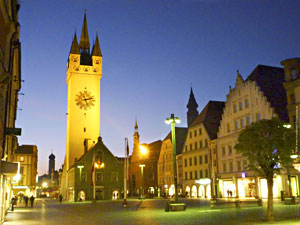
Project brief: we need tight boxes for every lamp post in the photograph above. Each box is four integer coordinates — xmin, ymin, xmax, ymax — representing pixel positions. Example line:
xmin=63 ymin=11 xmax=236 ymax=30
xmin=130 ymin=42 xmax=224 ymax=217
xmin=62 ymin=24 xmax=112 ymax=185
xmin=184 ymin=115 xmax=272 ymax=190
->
xmin=165 ymin=113 xmax=180 ymax=203
xmin=139 ymin=164 xmax=145 ymax=198
xmin=77 ymin=165 xmax=84 ymax=183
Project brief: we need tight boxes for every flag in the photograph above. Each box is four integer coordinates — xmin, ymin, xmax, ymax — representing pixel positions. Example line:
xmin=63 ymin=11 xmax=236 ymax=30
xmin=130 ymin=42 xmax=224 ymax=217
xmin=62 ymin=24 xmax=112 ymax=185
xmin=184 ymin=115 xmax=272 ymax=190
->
xmin=126 ymin=140 xmax=129 ymax=157
xmin=91 ymin=153 xmax=95 ymax=186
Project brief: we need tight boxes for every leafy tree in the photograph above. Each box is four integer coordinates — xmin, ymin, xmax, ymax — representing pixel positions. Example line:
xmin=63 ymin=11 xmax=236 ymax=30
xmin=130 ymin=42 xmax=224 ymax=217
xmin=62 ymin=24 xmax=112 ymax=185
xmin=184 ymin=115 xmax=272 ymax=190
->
xmin=235 ymin=118 xmax=295 ymax=221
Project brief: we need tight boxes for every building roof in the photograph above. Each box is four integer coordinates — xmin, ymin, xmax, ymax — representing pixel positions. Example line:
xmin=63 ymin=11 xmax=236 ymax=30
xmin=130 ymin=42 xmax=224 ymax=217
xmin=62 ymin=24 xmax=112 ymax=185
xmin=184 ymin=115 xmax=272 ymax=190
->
xmin=246 ymin=65 xmax=288 ymax=122
xmin=191 ymin=101 xmax=225 ymax=140
xmin=163 ymin=127 xmax=188 ymax=155
xmin=15 ymin=145 xmax=37 ymax=154
xmin=70 ymin=32 xmax=80 ymax=54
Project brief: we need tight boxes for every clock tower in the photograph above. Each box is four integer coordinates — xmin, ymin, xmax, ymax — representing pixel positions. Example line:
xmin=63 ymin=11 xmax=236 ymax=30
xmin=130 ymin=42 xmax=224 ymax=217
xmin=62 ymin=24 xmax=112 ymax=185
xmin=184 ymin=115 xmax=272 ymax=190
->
xmin=65 ymin=12 xmax=102 ymax=172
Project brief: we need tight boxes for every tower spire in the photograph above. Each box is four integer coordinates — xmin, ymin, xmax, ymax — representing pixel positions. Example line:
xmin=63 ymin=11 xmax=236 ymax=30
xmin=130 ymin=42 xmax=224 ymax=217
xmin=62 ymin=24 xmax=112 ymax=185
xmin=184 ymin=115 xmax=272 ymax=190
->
xmin=187 ymin=87 xmax=199 ymax=127
xmin=79 ymin=12 xmax=90 ymax=51
xmin=91 ymin=33 xmax=102 ymax=56
xmin=70 ymin=32 xmax=80 ymax=54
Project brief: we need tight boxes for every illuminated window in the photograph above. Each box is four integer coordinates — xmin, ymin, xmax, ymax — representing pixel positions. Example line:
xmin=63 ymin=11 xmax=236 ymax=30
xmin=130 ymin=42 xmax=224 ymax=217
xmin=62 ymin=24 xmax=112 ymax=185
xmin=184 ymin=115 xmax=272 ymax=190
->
xmin=20 ymin=156 xmax=24 ymax=162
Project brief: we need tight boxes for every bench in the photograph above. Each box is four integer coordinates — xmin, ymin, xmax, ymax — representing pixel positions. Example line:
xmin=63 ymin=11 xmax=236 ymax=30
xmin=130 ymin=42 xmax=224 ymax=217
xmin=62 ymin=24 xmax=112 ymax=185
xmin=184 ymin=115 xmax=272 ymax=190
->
xmin=210 ymin=199 xmax=262 ymax=209
xmin=284 ymin=197 xmax=297 ymax=205
xmin=165 ymin=202 xmax=186 ymax=212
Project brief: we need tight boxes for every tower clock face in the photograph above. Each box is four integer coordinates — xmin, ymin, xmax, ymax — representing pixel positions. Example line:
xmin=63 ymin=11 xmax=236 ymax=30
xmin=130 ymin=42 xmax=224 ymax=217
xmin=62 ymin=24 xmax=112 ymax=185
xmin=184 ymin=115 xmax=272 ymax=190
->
xmin=75 ymin=90 xmax=95 ymax=110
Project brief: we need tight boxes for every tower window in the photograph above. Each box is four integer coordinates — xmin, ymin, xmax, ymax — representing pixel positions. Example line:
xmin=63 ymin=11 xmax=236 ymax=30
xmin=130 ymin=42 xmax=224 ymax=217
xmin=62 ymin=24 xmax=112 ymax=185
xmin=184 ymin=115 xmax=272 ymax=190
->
xmin=290 ymin=94 xmax=295 ymax=104
xmin=84 ymin=127 xmax=86 ymax=132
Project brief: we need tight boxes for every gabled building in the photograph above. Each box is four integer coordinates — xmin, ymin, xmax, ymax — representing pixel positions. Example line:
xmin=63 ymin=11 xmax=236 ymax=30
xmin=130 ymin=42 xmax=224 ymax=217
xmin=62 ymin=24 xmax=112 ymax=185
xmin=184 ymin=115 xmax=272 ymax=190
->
xmin=73 ymin=137 xmax=124 ymax=201
xmin=157 ymin=127 xmax=187 ymax=197
xmin=129 ymin=121 xmax=162 ymax=197
xmin=182 ymin=101 xmax=224 ymax=198
xmin=216 ymin=65 xmax=297 ymax=199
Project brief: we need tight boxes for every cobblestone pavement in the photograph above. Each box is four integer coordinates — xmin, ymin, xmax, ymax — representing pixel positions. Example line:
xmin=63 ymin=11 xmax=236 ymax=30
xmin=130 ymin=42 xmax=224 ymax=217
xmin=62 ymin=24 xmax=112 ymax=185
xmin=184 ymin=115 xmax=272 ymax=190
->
xmin=4 ymin=198 xmax=300 ymax=225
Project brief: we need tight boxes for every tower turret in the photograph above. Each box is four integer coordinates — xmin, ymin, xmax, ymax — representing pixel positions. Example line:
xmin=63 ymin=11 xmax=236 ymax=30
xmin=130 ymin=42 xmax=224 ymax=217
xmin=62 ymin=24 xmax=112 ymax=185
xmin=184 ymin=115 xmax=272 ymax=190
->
xmin=91 ymin=34 xmax=102 ymax=57
xmin=70 ymin=32 xmax=80 ymax=54
xmin=187 ymin=87 xmax=199 ymax=127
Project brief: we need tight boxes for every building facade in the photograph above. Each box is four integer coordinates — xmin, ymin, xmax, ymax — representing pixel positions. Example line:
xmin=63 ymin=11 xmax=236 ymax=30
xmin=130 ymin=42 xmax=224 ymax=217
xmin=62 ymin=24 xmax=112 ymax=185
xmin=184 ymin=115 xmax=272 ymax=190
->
xmin=129 ymin=121 xmax=162 ymax=197
xmin=157 ymin=127 xmax=187 ymax=197
xmin=0 ymin=1 xmax=22 ymax=223
xmin=61 ymin=13 xmax=102 ymax=200
xmin=182 ymin=101 xmax=224 ymax=198
xmin=216 ymin=66 xmax=298 ymax=199
xmin=73 ymin=137 xmax=124 ymax=201
xmin=13 ymin=145 xmax=38 ymax=197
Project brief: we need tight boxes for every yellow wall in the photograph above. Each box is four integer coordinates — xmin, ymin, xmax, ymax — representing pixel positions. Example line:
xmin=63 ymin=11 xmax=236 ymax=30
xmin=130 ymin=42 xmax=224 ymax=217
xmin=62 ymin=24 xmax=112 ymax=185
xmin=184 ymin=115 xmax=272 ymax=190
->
xmin=65 ymin=54 xmax=102 ymax=171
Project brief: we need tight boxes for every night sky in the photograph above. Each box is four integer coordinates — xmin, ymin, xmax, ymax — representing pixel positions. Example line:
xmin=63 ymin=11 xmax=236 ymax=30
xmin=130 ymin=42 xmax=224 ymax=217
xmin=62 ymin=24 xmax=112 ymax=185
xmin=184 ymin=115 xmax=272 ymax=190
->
xmin=16 ymin=0 xmax=300 ymax=175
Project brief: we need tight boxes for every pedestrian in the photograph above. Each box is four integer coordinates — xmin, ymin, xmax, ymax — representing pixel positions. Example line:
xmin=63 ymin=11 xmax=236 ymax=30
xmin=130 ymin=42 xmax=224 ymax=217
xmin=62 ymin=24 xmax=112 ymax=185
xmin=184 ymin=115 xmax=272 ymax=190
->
xmin=11 ymin=196 xmax=16 ymax=211
xmin=30 ymin=195 xmax=35 ymax=208
xmin=227 ymin=189 xmax=230 ymax=197
xmin=116 ymin=192 xmax=119 ymax=199
xmin=59 ymin=194 xmax=63 ymax=203
xmin=24 ymin=196 xmax=29 ymax=207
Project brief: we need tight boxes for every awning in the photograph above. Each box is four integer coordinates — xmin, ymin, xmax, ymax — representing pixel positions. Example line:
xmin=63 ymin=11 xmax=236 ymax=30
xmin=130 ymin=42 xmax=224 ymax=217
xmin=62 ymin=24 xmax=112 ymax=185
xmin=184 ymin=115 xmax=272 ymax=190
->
xmin=0 ymin=161 xmax=18 ymax=175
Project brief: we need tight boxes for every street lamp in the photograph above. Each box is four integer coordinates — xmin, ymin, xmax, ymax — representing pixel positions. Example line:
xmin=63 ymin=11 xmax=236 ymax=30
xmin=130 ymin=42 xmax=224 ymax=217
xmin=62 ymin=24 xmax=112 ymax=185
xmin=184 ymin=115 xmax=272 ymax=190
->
xmin=139 ymin=145 xmax=147 ymax=198
xmin=139 ymin=164 xmax=145 ymax=198
xmin=165 ymin=113 xmax=180 ymax=203
xmin=77 ymin=165 xmax=84 ymax=183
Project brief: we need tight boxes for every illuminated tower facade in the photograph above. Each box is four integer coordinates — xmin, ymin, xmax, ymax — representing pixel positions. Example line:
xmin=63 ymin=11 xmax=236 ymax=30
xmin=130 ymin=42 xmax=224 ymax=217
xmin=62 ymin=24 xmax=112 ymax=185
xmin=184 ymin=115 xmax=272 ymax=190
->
xmin=65 ymin=13 xmax=102 ymax=171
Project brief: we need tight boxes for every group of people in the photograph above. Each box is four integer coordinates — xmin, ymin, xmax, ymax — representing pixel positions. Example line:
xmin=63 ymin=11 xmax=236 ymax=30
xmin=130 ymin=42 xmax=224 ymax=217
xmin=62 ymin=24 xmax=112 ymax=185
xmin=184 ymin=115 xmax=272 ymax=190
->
xmin=227 ymin=189 xmax=233 ymax=197
xmin=11 ymin=195 xmax=35 ymax=211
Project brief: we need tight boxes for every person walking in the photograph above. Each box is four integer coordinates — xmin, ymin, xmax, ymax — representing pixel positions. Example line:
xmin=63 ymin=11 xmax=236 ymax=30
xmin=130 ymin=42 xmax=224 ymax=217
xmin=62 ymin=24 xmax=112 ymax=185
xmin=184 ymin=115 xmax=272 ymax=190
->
xmin=10 ymin=196 xmax=16 ymax=211
xmin=59 ymin=194 xmax=63 ymax=203
xmin=24 ymin=196 xmax=29 ymax=207
xmin=30 ymin=195 xmax=35 ymax=208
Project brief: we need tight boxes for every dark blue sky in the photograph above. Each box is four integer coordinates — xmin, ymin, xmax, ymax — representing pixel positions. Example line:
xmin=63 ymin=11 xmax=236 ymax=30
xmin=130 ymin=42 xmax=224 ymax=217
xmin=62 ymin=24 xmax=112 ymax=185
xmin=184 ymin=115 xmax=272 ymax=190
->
xmin=17 ymin=0 xmax=300 ymax=174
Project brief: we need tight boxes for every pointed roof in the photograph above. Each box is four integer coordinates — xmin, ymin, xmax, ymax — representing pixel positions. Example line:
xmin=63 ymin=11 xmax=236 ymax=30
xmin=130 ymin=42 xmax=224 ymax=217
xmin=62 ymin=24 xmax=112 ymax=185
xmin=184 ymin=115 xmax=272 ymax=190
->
xmin=70 ymin=32 xmax=80 ymax=54
xmin=245 ymin=65 xmax=288 ymax=122
xmin=191 ymin=101 xmax=225 ymax=139
xmin=79 ymin=12 xmax=90 ymax=50
xmin=134 ymin=120 xmax=138 ymax=130
xmin=92 ymin=34 xmax=102 ymax=56
xmin=186 ymin=87 xmax=198 ymax=109
xmin=163 ymin=127 xmax=188 ymax=155
xmin=235 ymin=70 xmax=244 ymax=86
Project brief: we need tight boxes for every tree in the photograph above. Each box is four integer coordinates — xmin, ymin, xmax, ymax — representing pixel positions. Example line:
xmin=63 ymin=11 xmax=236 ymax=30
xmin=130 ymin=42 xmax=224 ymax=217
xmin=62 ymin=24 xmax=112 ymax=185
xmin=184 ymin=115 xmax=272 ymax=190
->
xmin=235 ymin=118 xmax=295 ymax=221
